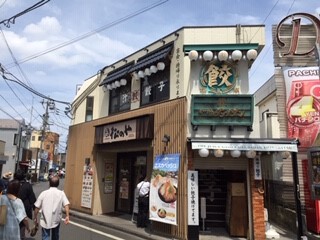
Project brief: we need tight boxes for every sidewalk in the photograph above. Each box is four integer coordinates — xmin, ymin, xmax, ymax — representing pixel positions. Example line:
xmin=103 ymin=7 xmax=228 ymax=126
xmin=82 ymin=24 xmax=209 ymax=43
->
xmin=69 ymin=210 xmax=171 ymax=240
xmin=69 ymin=209 xmax=301 ymax=240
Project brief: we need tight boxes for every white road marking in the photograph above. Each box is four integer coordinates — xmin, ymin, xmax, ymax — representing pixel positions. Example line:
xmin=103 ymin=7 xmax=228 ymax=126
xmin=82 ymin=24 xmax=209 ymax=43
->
xmin=63 ymin=219 xmax=125 ymax=240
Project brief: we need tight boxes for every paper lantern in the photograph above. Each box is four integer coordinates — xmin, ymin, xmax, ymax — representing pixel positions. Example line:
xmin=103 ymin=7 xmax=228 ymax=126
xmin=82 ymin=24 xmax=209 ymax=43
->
xmin=198 ymin=148 xmax=210 ymax=158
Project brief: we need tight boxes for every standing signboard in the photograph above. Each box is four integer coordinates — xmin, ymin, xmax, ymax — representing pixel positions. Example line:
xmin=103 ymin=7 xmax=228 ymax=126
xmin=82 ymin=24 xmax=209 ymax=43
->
xmin=149 ymin=154 xmax=180 ymax=225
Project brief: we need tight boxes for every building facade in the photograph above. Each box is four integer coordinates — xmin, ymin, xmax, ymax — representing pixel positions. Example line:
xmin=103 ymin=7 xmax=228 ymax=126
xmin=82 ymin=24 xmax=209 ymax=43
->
xmin=255 ymin=13 xmax=320 ymax=237
xmin=62 ymin=25 xmax=300 ymax=240
xmin=0 ymin=119 xmax=28 ymax=175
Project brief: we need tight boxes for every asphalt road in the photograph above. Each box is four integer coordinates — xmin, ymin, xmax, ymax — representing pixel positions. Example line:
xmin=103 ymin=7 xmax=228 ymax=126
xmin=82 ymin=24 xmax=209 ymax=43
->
xmin=24 ymin=179 xmax=143 ymax=240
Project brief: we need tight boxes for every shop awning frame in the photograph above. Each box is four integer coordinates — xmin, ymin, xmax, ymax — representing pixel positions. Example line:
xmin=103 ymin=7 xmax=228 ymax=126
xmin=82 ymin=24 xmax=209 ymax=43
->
xmin=99 ymin=61 xmax=134 ymax=86
xmin=189 ymin=137 xmax=299 ymax=152
xmin=129 ymin=42 xmax=174 ymax=73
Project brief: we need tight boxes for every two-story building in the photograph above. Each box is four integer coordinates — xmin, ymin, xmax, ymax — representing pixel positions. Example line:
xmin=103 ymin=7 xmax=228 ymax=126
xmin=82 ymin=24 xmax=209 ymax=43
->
xmin=64 ymin=25 xmax=301 ymax=239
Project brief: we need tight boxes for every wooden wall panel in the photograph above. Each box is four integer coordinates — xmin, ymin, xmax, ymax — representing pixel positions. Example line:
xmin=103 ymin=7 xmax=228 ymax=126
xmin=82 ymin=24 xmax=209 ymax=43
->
xmin=65 ymin=97 xmax=188 ymax=239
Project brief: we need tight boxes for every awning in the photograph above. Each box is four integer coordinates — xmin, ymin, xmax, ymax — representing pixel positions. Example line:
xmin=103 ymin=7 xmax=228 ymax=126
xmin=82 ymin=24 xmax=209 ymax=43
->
xmin=129 ymin=42 xmax=173 ymax=73
xmin=99 ymin=61 xmax=134 ymax=86
xmin=189 ymin=138 xmax=299 ymax=152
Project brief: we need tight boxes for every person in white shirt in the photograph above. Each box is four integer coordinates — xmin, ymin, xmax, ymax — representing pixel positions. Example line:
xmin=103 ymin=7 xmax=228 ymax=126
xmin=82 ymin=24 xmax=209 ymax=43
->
xmin=33 ymin=175 xmax=70 ymax=240
xmin=136 ymin=175 xmax=150 ymax=228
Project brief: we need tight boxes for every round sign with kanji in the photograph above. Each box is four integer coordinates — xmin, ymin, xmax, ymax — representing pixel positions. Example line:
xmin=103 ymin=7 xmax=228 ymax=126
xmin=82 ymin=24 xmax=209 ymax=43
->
xmin=199 ymin=62 xmax=236 ymax=94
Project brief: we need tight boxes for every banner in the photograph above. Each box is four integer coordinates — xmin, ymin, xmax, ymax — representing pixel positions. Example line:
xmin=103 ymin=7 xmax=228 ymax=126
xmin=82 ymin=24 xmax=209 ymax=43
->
xmin=149 ymin=154 xmax=180 ymax=225
xmin=188 ymin=171 xmax=199 ymax=225
xmin=283 ymin=67 xmax=320 ymax=149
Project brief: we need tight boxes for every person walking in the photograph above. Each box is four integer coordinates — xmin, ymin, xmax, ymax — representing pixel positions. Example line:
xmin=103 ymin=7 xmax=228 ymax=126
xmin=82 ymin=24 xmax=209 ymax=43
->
xmin=136 ymin=175 xmax=150 ymax=228
xmin=0 ymin=179 xmax=30 ymax=240
xmin=14 ymin=169 xmax=36 ymax=239
xmin=33 ymin=175 xmax=70 ymax=240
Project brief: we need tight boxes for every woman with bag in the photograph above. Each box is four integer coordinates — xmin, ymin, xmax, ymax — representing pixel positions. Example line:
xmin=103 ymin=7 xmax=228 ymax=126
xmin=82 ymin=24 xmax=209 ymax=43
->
xmin=14 ymin=169 xmax=36 ymax=239
xmin=0 ymin=179 xmax=30 ymax=240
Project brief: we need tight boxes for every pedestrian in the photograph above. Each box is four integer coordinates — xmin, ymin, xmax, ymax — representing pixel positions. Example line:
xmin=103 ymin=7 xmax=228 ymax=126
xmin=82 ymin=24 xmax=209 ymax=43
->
xmin=14 ymin=169 xmax=36 ymax=239
xmin=0 ymin=179 xmax=30 ymax=240
xmin=0 ymin=171 xmax=13 ymax=193
xmin=33 ymin=175 xmax=70 ymax=240
xmin=136 ymin=175 xmax=150 ymax=228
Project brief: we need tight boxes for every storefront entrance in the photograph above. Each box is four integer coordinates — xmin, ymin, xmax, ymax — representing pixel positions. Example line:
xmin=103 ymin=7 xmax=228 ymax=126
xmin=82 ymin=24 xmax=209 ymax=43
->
xmin=197 ymin=169 xmax=247 ymax=237
xmin=116 ymin=152 xmax=147 ymax=213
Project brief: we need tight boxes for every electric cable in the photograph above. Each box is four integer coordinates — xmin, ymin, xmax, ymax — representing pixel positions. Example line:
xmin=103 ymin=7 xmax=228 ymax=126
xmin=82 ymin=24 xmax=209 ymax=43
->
xmin=0 ymin=0 xmax=50 ymax=28
xmin=4 ymin=0 xmax=169 ymax=69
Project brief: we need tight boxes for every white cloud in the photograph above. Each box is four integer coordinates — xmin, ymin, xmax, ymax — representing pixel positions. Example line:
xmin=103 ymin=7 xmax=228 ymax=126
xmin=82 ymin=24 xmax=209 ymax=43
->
xmin=23 ymin=16 xmax=62 ymax=38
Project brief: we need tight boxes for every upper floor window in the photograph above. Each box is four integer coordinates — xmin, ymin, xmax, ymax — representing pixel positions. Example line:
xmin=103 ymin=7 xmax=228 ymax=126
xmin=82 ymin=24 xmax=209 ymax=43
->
xmin=31 ymin=136 xmax=35 ymax=141
xmin=140 ymin=66 xmax=170 ymax=106
xmin=109 ymin=80 xmax=131 ymax=114
xmin=85 ymin=96 xmax=94 ymax=121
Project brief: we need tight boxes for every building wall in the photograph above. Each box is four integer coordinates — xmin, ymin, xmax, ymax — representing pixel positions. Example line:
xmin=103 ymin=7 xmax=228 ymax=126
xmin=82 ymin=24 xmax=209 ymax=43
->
xmin=0 ymin=119 xmax=23 ymax=174
xmin=65 ymin=98 xmax=188 ymax=238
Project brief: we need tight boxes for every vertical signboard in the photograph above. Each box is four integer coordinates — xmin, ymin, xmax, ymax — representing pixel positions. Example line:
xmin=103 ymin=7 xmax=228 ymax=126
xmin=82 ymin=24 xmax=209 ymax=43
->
xmin=283 ymin=67 xmax=320 ymax=149
xmin=81 ymin=159 xmax=94 ymax=208
xmin=104 ymin=163 xmax=113 ymax=194
xmin=149 ymin=154 xmax=180 ymax=225
xmin=254 ymin=156 xmax=262 ymax=180
xmin=188 ymin=171 xmax=199 ymax=225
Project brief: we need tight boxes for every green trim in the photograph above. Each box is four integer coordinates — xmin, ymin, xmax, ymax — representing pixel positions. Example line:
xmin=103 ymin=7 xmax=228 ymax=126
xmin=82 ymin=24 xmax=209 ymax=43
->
xmin=183 ymin=43 xmax=259 ymax=52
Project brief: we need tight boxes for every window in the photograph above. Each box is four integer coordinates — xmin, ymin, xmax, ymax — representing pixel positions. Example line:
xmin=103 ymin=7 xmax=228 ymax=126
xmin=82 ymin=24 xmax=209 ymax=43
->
xmin=140 ymin=67 xmax=170 ymax=106
xmin=109 ymin=80 xmax=131 ymax=114
xmin=38 ymin=136 xmax=42 ymax=141
xmin=85 ymin=96 xmax=94 ymax=121
xmin=32 ymin=136 xmax=35 ymax=141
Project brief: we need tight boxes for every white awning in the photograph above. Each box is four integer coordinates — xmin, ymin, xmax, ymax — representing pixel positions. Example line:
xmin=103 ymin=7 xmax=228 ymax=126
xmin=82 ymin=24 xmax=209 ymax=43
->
xmin=190 ymin=138 xmax=299 ymax=152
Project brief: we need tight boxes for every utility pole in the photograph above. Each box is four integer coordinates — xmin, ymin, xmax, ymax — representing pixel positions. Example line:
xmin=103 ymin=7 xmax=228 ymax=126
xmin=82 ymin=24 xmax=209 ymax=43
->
xmin=38 ymin=99 xmax=50 ymax=180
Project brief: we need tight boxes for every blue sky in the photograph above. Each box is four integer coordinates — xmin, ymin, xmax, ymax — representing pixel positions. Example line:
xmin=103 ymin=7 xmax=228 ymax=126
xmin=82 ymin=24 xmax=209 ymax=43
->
xmin=0 ymin=0 xmax=319 ymax=151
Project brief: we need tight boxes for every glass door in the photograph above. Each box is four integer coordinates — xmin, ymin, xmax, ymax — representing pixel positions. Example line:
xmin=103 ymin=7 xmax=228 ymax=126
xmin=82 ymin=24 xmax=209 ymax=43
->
xmin=116 ymin=152 xmax=147 ymax=213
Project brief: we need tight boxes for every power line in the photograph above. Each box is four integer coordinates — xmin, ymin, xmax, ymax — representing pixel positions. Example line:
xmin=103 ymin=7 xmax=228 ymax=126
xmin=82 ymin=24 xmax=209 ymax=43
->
xmin=0 ymin=0 xmax=50 ymax=28
xmin=249 ymin=0 xmax=296 ymax=83
xmin=0 ymin=94 xmax=25 ymax=119
xmin=0 ymin=64 xmax=71 ymax=106
xmin=4 ymin=0 xmax=169 ymax=68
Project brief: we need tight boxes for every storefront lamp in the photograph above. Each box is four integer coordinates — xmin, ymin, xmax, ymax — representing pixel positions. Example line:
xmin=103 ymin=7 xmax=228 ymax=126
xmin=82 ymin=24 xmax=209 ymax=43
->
xmin=120 ymin=79 xmax=127 ymax=86
xmin=188 ymin=50 xmax=199 ymax=61
xmin=281 ymin=151 xmax=291 ymax=159
xmin=214 ymin=149 xmax=224 ymax=158
xmin=150 ymin=65 xmax=158 ymax=73
xmin=144 ymin=68 xmax=151 ymax=76
xmin=157 ymin=62 xmax=165 ymax=71
xmin=218 ymin=50 xmax=229 ymax=62
xmin=111 ymin=82 xmax=116 ymax=89
xmin=231 ymin=50 xmax=242 ymax=62
xmin=203 ymin=50 xmax=213 ymax=62
xmin=246 ymin=49 xmax=258 ymax=61
xmin=138 ymin=70 xmax=145 ymax=78
xmin=230 ymin=150 xmax=241 ymax=158
xmin=246 ymin=150 xmax=256 ymax=159
xmin=114 ymin=80 xmax=120 ymax=88
xmin=107 ymin=84 xmax=112 ymax=90
xmin=198 ymin=148 xmax=209 ymax=158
